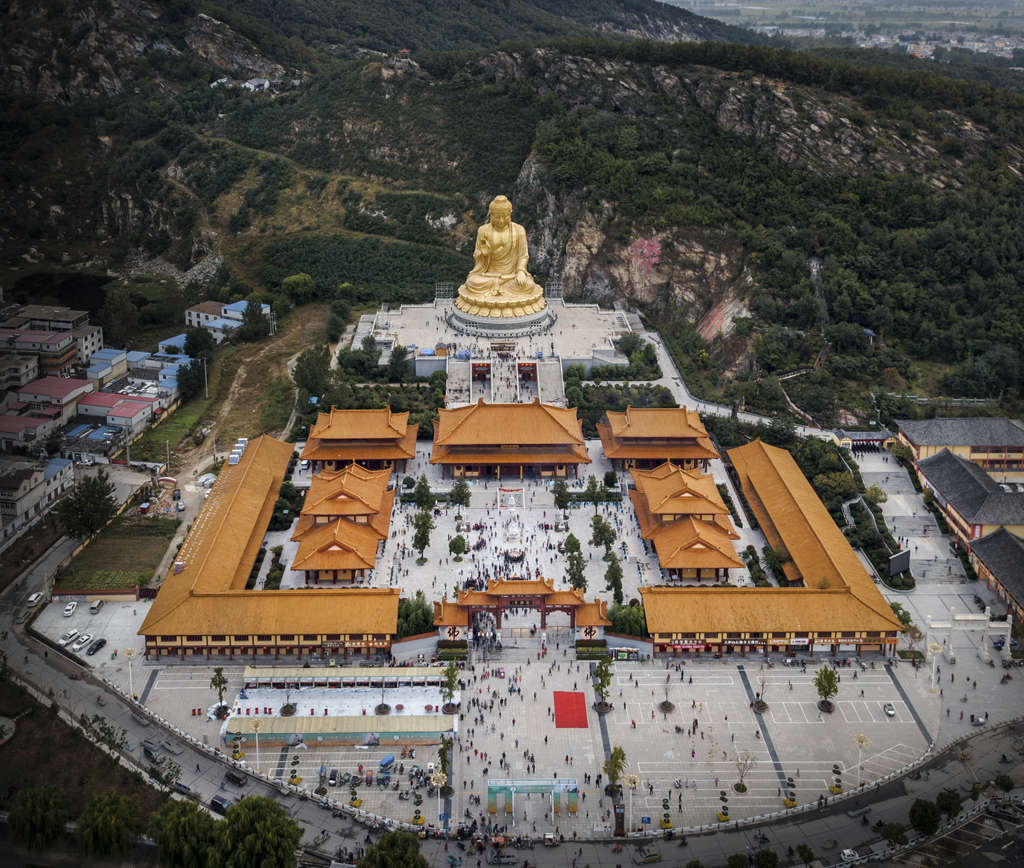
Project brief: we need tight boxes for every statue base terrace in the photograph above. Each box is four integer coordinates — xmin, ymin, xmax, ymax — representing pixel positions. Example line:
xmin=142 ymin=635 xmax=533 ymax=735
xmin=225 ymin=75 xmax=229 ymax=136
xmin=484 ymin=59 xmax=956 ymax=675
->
xmin=447 ymin=304 xmax=556 ymax=338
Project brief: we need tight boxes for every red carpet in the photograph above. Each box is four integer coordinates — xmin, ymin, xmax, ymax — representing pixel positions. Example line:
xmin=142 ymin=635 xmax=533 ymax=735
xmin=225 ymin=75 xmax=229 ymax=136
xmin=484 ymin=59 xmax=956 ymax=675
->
xmin=553 ymin=691 xmax=588 ymax=728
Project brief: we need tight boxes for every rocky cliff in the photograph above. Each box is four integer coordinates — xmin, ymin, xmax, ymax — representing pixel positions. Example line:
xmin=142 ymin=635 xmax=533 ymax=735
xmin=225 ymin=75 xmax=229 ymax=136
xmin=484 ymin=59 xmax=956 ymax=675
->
xmin=0 ymin=0 xmax=295 ymax=105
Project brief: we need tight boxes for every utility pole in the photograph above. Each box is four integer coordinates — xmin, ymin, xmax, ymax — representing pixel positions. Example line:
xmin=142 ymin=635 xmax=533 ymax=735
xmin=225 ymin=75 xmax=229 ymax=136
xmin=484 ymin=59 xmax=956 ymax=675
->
xmin=203 ymin=357 xmax=208 ymax=399
xmin=166 ymin=440 xmax=170 ymax=470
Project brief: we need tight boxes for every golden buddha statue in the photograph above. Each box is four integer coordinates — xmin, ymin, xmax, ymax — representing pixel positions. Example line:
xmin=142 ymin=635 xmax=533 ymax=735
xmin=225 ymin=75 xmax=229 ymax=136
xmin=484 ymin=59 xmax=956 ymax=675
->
xmin=455 ymin=196 xmax=546 ymax=318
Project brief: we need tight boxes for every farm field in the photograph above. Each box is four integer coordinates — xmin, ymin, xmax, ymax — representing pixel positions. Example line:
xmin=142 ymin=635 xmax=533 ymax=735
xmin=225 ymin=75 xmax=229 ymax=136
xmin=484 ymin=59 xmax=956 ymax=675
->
xmin=56 ymin=517 xmax=180 ymax=590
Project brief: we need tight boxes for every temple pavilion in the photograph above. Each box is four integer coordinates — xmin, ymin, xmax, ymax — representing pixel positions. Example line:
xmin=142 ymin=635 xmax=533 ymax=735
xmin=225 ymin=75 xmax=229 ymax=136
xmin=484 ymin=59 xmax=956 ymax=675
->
xmin=597 ymin=406 xmax=718 ymax=472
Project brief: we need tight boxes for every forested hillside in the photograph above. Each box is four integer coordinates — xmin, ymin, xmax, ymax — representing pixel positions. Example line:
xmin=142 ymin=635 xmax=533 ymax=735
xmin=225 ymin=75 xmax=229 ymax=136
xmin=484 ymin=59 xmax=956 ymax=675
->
xmin=3 ymin=5 xmax=1024 ymax=424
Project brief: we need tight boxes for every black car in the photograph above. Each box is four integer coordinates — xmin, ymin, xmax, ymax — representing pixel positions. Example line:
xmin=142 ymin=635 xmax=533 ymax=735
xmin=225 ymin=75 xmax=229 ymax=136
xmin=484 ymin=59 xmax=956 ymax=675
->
xmin=210 ymin=794 xmax=232 ymax=815
xmin=224 ymin=769 xmax=247 ymax=786
xmin=86 ymin=637 xmax=107 ymax=656
xmin=329 ymin=768 xmax=339 ymax=786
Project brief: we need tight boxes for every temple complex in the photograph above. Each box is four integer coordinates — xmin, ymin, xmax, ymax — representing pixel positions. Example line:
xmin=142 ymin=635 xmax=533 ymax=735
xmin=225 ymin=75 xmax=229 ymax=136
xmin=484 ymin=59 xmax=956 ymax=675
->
xmin=598 ymin=406 xmax=718 ymax=472
xmin=629 ymin=462 xmax=743 ymax=581
xmin=430 ymin=397 xmax=591 ymax=480
xmin=290 ymin=464 xmax=394 ymax=585
xmin=139 ymin=435 xmax=400 ymax=661
xmin=300 ymin=407 xmax=417 ymax=474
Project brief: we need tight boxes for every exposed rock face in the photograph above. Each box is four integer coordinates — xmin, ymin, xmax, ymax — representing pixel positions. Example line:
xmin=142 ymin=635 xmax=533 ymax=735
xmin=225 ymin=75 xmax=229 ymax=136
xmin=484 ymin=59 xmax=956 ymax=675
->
xmin=185 ymin=14 xmax=286 ymax=81
xmin=0 ymin=0 xmax=291 ymax=105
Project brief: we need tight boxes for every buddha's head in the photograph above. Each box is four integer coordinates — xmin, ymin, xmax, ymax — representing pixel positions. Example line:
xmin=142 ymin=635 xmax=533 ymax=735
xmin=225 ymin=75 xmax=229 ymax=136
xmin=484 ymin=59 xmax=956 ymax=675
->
xmin=488 ymin=196 xmax=513 ymax=229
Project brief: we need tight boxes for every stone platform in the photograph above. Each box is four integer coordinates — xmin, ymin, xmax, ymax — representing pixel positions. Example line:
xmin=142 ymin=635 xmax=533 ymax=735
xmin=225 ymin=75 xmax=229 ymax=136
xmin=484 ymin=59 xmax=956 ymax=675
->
xmin=447 ymin=303 xmax=556 ymax=337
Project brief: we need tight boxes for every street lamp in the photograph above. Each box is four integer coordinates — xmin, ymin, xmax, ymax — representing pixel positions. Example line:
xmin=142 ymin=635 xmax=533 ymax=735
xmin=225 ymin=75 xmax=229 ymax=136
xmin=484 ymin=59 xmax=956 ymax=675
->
xmin=249 ymin=717 xmax=264 ymax=772
xmin=122 ymin=647 xmax=137 ymax=700
xmin=928 ymin=642 xmax=943 ymax=693
xmin=624 ymin=773 xmax=640 ymax=834
xmin=852 ymin=733 xmax=870 ymax=790
xmin=430 ymin=771 xmax=447 ymax=827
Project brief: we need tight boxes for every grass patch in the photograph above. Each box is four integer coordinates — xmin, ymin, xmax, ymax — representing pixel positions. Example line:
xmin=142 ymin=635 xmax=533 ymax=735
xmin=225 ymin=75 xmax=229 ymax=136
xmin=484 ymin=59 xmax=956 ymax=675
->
xmin=0 ymin=688 xmax=166 ymax=823
xmin=259 ymin=376 xmax=294 ymax=433
xmin=56 ymin=517 xmax=180 ymax=590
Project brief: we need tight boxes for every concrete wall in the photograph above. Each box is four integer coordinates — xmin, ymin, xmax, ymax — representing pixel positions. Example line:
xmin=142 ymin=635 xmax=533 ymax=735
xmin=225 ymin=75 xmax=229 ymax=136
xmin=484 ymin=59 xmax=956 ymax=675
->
xmin=392 ymin=632 xmax=439 ymax=663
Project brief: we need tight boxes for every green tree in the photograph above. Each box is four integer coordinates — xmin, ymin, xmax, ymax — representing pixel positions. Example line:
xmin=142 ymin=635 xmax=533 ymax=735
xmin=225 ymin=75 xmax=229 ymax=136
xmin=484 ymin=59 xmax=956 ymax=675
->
xmin=603 ymin=745 xmax=627 ymax=788
xmin=552 ymin=479 xmax=571 ymax=515
xmin=448 ymin=535 xmax=466 ymax=561
xmin=593 ymin=656 xmax=613 ymax=705
xmin=969 ymin=783 xmax=982 ymax=805
xmin=813 ymin=667 xmax=839 ymax=709
xmin=281 ymin=272 xmax=315 ymax=304
xmin=584 ymin=474 xmax=604 ymax=509
xmin=396 ymin=591 xmax=435 ymax=638
xmin=148 ymin=798 xmax=218 ymax=868
xmin=685 ymin=861 xmax=705 ymax=868
xmin=9 ymin=785 xmax=67 ymax=852
xmin=904 ymin=622 xmax=924 ymax=656
xmin=564 ymin=533 xmax=581 ymax=555
xmin=604 ymin=470 xmax=618 ymax=488
xmin=726 ymin=856 xmax=749 ymax=868
xmin=357 ymin=829 xmax=429 ymax=868
xmin=238 ymin=299 xmax=268 ymax=342
xmin=880 ymin=822 xmax=908 ymax=848
xmin=889 ymin=602 xmax=912 ymax=627
xmin=449 ymin=477 xmax=471 ymax=512
xmin=413 ymin=509 xmax=434 ymax=562
xmin=184 ymin=327 xmax=216 ymax=359
xmin=618 ymin=331 xmax=644 ymax=358
xmin=794 ymin=843 xmax=816 ymax=867
xmin=291 ymin=343 xmax=330 ymax=397
xmin=566 ymin=551 xmax=587 ymax=592
xmin=908 ymin=798 xmax=941 ymax=837
xmin=994 ymin=773 xmax=1014 ymax=793
xmin=386 ymin=345 xmax=410 ymax=382
xmin=590 ymin=515 xmax=617 ymax=557
xmin=604 ymin=552 xmax=624 ymax=605
xmin=761 ymin=545 xmax=790 ymax=574
xmin=607 ymin=602 xmax=648 ymax=637
xmin=753 ymin=848 xmax=779 ymax=868
xmin=210 ymin=666 xmax=228 ymax=709
xmin=413 ymin=474 xmax=435 ymax=511
xmin=863 ymin=484 xmax=889 ymax=509
xmin=440 ymin=661 xmax=459 ymax=710
xmin=177 ymin=358 xmax=206 ymax=401
xmin=437 ymin=734 xmax=453 ymax=784
xmin=55 ymin=468 xmax=118 ymax=538
xmin=77 ymin=789 xmax=143 ymax=860
xmin=98 ymin=287 xmax=140 ymax=349
xmin=212 ymin=795 xmax=302 ymax=868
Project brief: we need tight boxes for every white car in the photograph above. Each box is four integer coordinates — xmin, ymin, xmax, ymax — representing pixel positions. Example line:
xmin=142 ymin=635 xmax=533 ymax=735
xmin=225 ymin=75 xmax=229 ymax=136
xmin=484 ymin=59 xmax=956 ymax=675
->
xmin=63 ymin=602 xmax=77 ymax=617
xmin=883 ymin=702 xmax=896 ymax=717
xmin=72 ymin=633 xmax=93 ymax=652
xmin=840 ymin=849 xmax=859 ymax=862
xmin=58 ymin=629 xmax=80 ymax=647
xmin=27 ymin=592 xmax=43 ymax=607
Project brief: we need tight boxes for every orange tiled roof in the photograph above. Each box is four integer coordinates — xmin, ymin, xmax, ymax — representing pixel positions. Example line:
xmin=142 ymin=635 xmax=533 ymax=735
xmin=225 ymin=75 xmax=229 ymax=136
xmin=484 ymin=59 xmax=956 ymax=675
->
xmin=639 ymin=586 xmax=899 ymax=634
xmin=728 ymin=440 xmax=902 ymax=627
xmin=631 ymin=462 xmax=730 ymax=517
xmin=643 ymin=515 xmax=744 ymax=570
xmin=433 ymin=398 xmax=585 ymax=447
xmin=303 ymin=464 xmax=392 ymax=518
xmin=433 ymin=578 xmax=611 ymax=628
xmin=138 ymin=434 xmax=400 ymax=637
xmin=309 ymin=407 xmax=411 ymax=441
xmin=608 ymin=406 xmax=710 ymax=440
xmin=430 ymin=444 xmax=591 ymax=466
xmin=290 ymin=516 xmax=383 ymax=572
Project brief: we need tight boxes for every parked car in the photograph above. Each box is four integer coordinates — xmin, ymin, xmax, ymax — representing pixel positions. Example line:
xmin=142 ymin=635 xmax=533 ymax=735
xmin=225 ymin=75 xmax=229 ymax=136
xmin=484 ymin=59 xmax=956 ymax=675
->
xmin=487 ymin=852 xmax=517 ymax=865
xmin=329 ymin=768 xmax=339 ymax=786
xmin=172 ymin=781 xmax=193 ymax=796
xmin=63 ymin=602 xmax=77 ymax=617
xmin=14 ymin=611 xmax=27 ymax=624
xmin=634 ymin=847 xmax=663 ymax=864
xmin=883 ymin=702 xmax=896 ymax=717
xmin=58 ymin=629 xmax=79 ymax=647
xmin=840 ymin=849 xmax=859 ymax=862
xmin=27 ymin=592 xmax=43 ymax=607
xmin=86 ymin=637 xmax=107 ymax=656
xmin=210 ymin=794 xmax=232 ymax=815
xmin=224 ymin=770 xmax=247 ymax=786
xmin=72 ymin=633 xmax=93 ymax=652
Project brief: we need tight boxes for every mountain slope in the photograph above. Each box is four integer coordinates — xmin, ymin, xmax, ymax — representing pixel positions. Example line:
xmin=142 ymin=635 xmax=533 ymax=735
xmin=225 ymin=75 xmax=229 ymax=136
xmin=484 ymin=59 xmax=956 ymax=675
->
xmin=211 ymin=0 xmax=764 ymax=53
